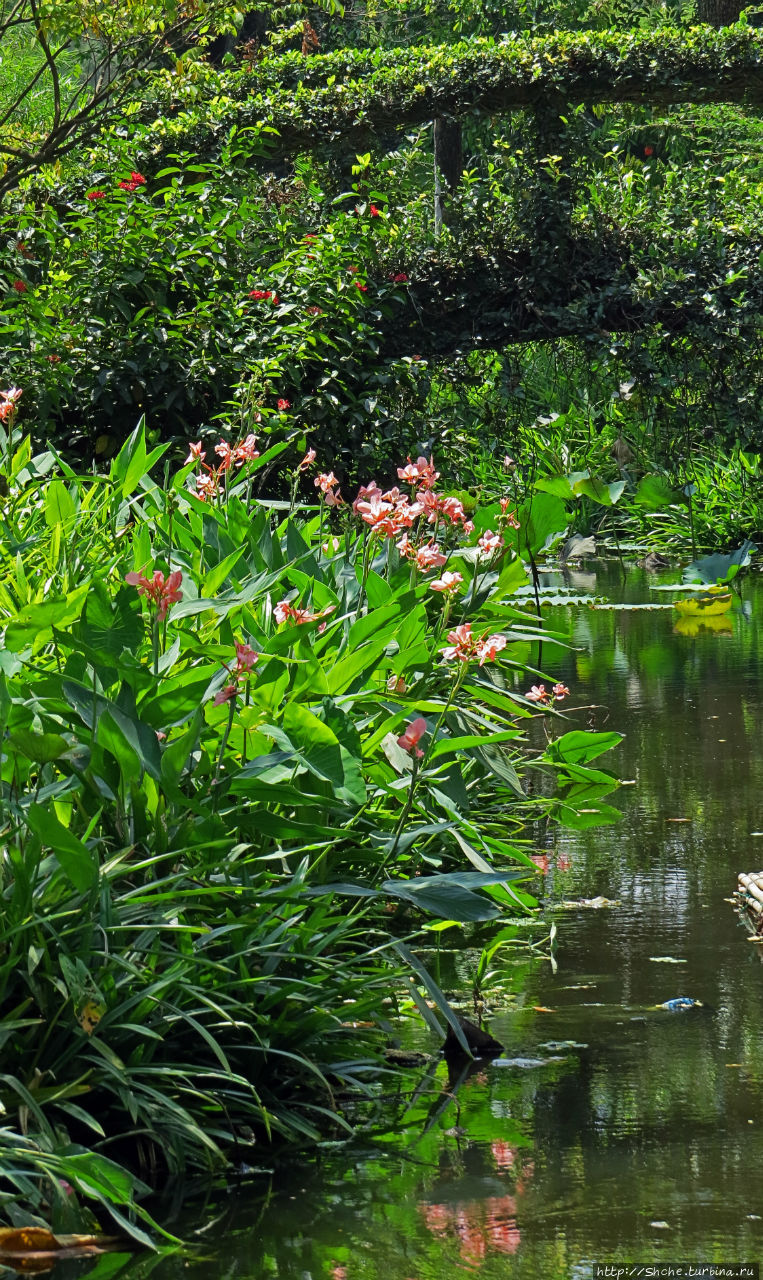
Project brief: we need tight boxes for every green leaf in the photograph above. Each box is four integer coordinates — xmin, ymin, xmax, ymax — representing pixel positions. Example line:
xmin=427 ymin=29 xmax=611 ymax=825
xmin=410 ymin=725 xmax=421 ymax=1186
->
xmin=634 ymin=474 xmax=685 ymax=509
xmin=26 ymin=804 xmax=97 ymax=892
xmin=44 ymin=480 xmax=75 ymax=528
xmin=544 ymin=730 xmax=623 ymax=765
xmin=8 ymin=729 xmax=68 ymax=764
xmin=5 ymin=582 xmax=91 ymax=651
xmin=683 ymin=540 xmax=755 ymax=585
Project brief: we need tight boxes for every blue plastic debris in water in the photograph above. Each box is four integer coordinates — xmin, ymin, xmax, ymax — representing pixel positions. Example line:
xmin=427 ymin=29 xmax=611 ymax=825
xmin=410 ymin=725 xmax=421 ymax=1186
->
xmin=660 ymin=996 xmax=702 ymax=1011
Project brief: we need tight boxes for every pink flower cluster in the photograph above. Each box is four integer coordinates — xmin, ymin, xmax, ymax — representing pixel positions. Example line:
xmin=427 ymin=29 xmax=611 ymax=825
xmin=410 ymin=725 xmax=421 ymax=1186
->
xmin=125 ymin=568 xmax=183 ymax=621
xmin=213 ymin=642 xmax=259 ymax=705
xmin=0 ymin=386 xmax=22 ymax=423
xmin=443 ymin=622 xmax=507 ymax=666
xmin=185 ymin=434 xmax=260 ymax=502
xmin=525 ymin=683 xmax=570 ymax=703
xmin=274 ymin=600 xmax=335 ymax=628
xmin=351 ymin=457 xmax=474 ymax=562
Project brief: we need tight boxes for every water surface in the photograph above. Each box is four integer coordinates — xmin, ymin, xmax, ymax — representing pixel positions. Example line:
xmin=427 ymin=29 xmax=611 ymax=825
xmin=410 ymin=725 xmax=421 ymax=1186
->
xmin=89 ymin=565 xmax=763 ymax=1279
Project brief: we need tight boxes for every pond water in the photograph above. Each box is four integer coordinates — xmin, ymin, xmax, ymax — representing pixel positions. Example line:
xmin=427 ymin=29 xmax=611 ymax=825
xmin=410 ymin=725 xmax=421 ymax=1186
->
xmin=83 ymin=565 xmax=763 ymax=1279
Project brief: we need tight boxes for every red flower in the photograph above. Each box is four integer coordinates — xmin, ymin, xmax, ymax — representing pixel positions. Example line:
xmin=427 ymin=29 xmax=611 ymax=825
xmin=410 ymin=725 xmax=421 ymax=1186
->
xmin=644 ymin=144 xmax=654 ymax=157
xmin=47 ymin=354 xmax=62 ymax=364
xmin=355 ymin=282 xmax=368 ymax=292
xmin=389 ymin=272 xmax=409 ymax=283
xmin=129 ymin=171 xmax=146 ymax=184
xmin=369 ymin=204 xmax=380 ymax=217
xmin=277 ymin=398 xmax=291 ymax=411
xmin=249 ymin=289 xmax=272 ymax=300
xmin=12 ymin=280 xmax=27 ymax=293
xmin=86 ymin=190 xmax=106 ymax=200
xmin=118 ymin=181 xmax=139 ymax=192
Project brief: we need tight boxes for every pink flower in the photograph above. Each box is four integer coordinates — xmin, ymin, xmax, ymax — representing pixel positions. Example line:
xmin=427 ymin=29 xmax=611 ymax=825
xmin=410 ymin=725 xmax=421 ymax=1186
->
xmin=415 ymin=542 xmax=447 ymax=571
xmin=442 ymin=623 xmax=476 ymax=663
xmin=195 ymin=471 xmax=219 ymax=501
xmin=299 ymin=449 xmax=317 ymax=469
xmin=397 ymin=717 xmax=427 ymax=757
xmin=315 ymin=471 xmax=339 ymax=493
xmin=552 ymin=683 xmax=570 ymax=700
xmin=353 ymin=480 xmax=383 ymax=512
xmin=499 ymin=498 xmax=521 ymax=529
xmin=478 ymin=529 xmax=504 ymax=556
xmin=86 ymin=190 xmax=106 ymax=200
xmin=503 ymin=455 xmax=516 ymax=469
xmin=185 ymin=441 xmax=206 ymax=464
xmin=233 ymin=434 xmax=259 ymax=465
xmin=323 ymin=488 xmax=344 ymax=508
xmin=440 ymin=495 xmax=468 ymax=524
xmin=125 ymin=568 xmax=183 ymax=621
xmin=215 ymin=440 xmax=234 ymax=472
xmin=235 ymin=643 xmax=259 ymax=673
xmin=397 ymin=455 xmax=439 ymax=489
xmin=274 ymin=600 xmax=335 ymax=626
xmin=277 ymin=398 xmax=291 ymax=411
xmin=356 ymin=495 xmax=395 ymax=534
xmin=1 ymin=387 xmax=22 ymax=405
xmin=476 ymin=633 xmax=507 ymax=665
xmin=525 ymin=685 xmax=549 ymax=703
xmin=430 ymin=571 xmax=463 ymax=594
xmin=213 ymin=683 xmax=239 ymax=706
xmin=387 ymin=674 xmax=407 ymax=694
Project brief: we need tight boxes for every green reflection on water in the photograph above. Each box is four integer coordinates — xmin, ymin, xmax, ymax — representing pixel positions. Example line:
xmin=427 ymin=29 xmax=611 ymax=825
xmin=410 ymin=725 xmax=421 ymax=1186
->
xmin=75 ymin=567 xmax=763 ymax=1280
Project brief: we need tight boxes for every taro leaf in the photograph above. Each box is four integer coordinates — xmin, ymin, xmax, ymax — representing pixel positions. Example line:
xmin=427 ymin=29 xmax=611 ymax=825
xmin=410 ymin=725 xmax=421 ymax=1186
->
xmin=682 ymin=540 xmax=755 ymax=586
xmin=79 ymin=582 xmax=142 ymax=661
xmin=572 ymin=476 xmax=626 ymax=506
xmin=505 ymin=492 xmax=568 ymax=559
xmin=543 ymin=730 xmax=623 ymax=766
xmin=634 ymin=474 xmax=686 ymax=509
xmin=26 ymin=804 xmax=97 ymax=893
xmin=535 ymin=474 xmax=574 ymax=499
xmin=8 ymin=729 xmax=68 ymax=764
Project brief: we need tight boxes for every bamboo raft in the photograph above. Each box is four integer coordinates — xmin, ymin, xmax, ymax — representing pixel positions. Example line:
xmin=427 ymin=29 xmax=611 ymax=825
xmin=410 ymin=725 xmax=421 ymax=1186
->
xmin=734 ymin=872 xmax=763 ymax=942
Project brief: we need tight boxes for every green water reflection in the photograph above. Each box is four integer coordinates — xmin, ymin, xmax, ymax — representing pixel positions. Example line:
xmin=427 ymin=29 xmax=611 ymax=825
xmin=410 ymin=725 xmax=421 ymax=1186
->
xmin=87 ymin=566 xmax=763 ymax=1280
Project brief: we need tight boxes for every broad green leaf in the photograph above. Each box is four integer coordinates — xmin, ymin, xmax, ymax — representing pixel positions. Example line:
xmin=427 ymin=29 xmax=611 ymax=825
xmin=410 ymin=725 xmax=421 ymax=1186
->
xmin=544 ymin=730 xmax=623 ymax=766
xmin=683 ymin=540 xmax=755 ymax=585
xmin=44 ymin=480 xmax=75 ymax=528
xmin=634 ymin=474 xmax=685 ymax=509
xmin=26 ymin=804 xmax=97 ymax=892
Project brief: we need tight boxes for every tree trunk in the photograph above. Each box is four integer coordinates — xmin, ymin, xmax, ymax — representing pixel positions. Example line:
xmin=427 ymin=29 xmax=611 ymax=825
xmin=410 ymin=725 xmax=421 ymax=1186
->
xmin=695 ymin=0 xmax=742 ymax=26
xmin=433 ymin=116 xmax=463 ymax=237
